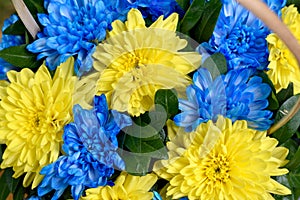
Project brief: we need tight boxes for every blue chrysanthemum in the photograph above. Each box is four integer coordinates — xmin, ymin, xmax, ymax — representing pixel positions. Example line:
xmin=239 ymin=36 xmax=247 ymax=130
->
xmin=153 ymin=191 xmax=162 ymax=200
xmin=197 ymin=0 xmax=286 ymax=71
xmin=174 ymin=68 xmax=273 ymax=132
xmin=27 ymin=0 xmax=113 ymax=76
xmin=153 ymin=192 xmax=189 ymax=200
xmin=37 ymin=94 xmax=132 ymax=200
xmin=112 ymin=0 xmax=184 ymax=21
xmin=26 ymin=196 xmax=41 ymax=200
xmin=0 ymin=14 xmax=24 ymax=80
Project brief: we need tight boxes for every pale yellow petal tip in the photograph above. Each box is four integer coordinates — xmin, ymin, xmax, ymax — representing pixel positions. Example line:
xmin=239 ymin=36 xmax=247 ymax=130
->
xmin=126 ymin=8 xmax=146 ymax=28
xmin=150 ymin=12 xmax=179 ymax=31
xmin=166 ymin=119 xmax=186 ymax=140
xmin=56 ymin=56 xmax=75 ymax=77
xmin=269 ymin=178 xmax=292 ymax=195
xmin=82 ymin=172 xmax=157 ymax=199
xmin=109 ymin=8 xmax=179 ymax=36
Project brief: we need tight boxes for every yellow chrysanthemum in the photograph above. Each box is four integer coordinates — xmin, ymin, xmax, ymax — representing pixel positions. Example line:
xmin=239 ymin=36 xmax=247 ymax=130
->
xmin=154 ymin=116 xmax=291 ymax=199
xmin=81 ymin=172 xmax=157 ymax=200
xmin=0 ymin=58 xmax=77 ymax=188
xmin=267 ymin=5 xmax=300 ymax=94
xmin=93 ymin=8 xmax=201 ymax=116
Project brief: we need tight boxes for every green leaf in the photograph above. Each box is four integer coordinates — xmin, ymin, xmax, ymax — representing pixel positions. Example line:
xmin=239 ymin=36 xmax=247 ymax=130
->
xmin=176 ymin=0 xmax=190 ymax=11
xmin=0 ymin=44 xmax=42 ymax=69
xmin=201 ymin=53 xmax=227 ymax=79
xmin=0 ymin=170 xmax=11 ymax=200
xmin=272 ymin=95 xmax=300 ymax=144
xmin=268 ymin=91 xmax=280 ymax=110
xmin=3 ymin=20 xmax=27 ymax=36
xmin=293 ymin=188 xmax=300 ymax=200
xmin=287 ymin=0 xmax=300 ymax=9
xmin=288 ymin=172 xmax=300 ymax=187
xmin=0 ymin=145 xmax=4 ymax=163
xmin=154 ymin=89 xmax=179 ymax=119
xmin=296 ymin=131 xmax=300 ymax=139
xmin=124 ymin=133 xmax=166 ymax=154
xmin=119 ymin=118 xmax=168 ymax=175
xmin=118 ymin=132 xmax=168 ymax=175
xmin=126 ymin=111 xmax=167 ymax=138
xmin=13 ymin=185 xmax=25 ymax=200
xmin=4 ymin=168 xmax=20 ymax=193
xmin=148 ymin=110 xmax=168 ymax=132
xmin=277 ymin=83 xmax=294 ymax=105
xmin=179 ymin=0 xmax=205 ymax=34
xmin=190 ymin=0 xmax=222 ymax=43
xmin=286 ymin=146 xmax=300 ymax=171
xmin=120 ymin=152 xmax=152 ymax=175
xmin=280 ymin=139 xmax=299 ymax=161
xmin=23 ymin=0 xmax=46 ymax=16
xmin=132 ymin=112 xmax=151 ymax=126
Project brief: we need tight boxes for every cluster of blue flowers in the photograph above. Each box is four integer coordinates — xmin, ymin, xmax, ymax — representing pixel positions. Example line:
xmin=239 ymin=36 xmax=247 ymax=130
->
xmin=37 ymin=95 xmax=131 ymax=200
xmin=172 ymin=0 xmax=285 ymax=133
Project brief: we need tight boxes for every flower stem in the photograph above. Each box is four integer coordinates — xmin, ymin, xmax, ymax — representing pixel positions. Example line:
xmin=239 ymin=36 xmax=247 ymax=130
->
xmin=237 ymin=0 xmax=300 ymax=134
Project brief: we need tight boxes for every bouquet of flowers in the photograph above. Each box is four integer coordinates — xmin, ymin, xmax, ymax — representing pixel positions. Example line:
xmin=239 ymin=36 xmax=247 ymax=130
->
xmin=1 ymin=0 xmax=300 ymax=199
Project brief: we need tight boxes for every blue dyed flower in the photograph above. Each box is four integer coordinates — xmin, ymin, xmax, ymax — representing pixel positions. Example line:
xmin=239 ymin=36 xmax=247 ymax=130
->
xmin=152 ymin=192 xmax=188 ymax=200
xmin=37 ymin=94 xmax=132 ymax=200
xmin=174 ymin=68 xmax=273 ymax=132
xmin=26 ymin=196 xmax=41 ymax=200
xmin=27 ymin=0 xmax=113 ymax=76
xmin=153 ymin=191 xmax=162 ymax=200
xmin=0 ymin=14 xmax=24 ymax=80
xmin=113 ymin=0 xmax=184 ymax=21
xmin=197 ymin=0 xmax=286 ymax=71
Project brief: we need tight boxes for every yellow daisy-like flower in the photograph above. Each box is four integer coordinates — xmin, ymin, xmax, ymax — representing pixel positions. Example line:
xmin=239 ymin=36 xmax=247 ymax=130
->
xmin=0 ymin=58 xmax=77 ymax=188
xmin=153 ymin=116 xmax=291 ymax=199
xmin=81 ymin=172 xmax=157 ymax=200
xmin=93 ymin=8 xmax=201 ymax=116
xmin=267 ymin=5 xmax=300 ymax=94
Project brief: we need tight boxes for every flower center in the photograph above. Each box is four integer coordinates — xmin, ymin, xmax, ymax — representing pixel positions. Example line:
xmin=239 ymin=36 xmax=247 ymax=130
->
xmin=226 ymin=24 xmax=255 ymax=55
xmin=122 ymin=52 xmax=149 ymax=82
xmin=125 ymin=53 xmax=147 ymax=69
xmin=205 ymin=153 xmax=230 ymax=183
xmin=29 ymin=111 xmax=42 ymax=130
